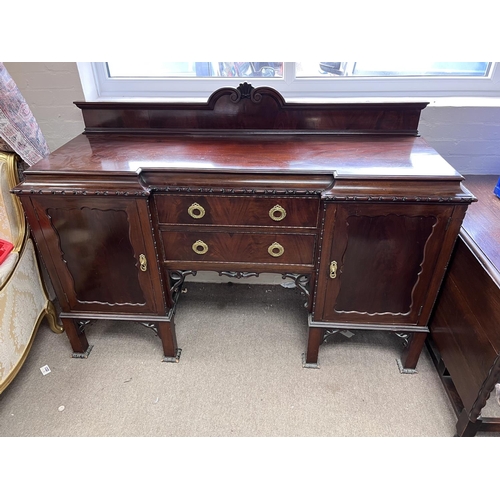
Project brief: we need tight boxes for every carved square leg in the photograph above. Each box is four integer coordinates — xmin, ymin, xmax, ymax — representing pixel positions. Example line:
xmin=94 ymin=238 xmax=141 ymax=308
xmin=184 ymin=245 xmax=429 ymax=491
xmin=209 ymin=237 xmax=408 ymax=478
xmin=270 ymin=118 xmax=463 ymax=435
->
xmin=304 ymin=327 xmax=323 ymax=368
xmin=399 ymin=331 xmax=427 ymax=373
xmin=157 ymin=320 xmax=181 ymax=363
xmin=456 ymin=409 xmax=480 ymax=437
xmin=61 ymin=317 xmax=92 ymax=358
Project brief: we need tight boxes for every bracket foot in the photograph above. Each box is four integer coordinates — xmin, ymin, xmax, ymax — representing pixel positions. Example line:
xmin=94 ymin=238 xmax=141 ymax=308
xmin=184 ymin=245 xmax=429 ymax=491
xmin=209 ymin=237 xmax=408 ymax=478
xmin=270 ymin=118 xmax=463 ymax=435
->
xmin=302 ymin=353 xmax=320 ymax=369
xmin=163 ymin=348 xmax=182 ymax=363
xmin=396 ymin=358 xmax=418 ymax=374
xmin=72 ymin=345 xmax=94 ymax=359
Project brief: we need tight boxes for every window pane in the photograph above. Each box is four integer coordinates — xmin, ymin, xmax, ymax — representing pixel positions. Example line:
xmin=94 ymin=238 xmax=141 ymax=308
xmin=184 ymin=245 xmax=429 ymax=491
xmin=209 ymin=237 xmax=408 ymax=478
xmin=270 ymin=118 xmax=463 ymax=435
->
xmin=296 ymin=62 xmax=491 ymax=78
xmin=107 ymin=62 xmax=284 ymax=78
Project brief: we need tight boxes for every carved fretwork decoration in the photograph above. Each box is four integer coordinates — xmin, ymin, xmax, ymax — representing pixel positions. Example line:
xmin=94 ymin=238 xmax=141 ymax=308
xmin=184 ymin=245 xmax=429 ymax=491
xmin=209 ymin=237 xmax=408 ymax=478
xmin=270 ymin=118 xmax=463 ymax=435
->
xmin=323 ymin=330 xmax=338 ymax=344
xmin=281 ymin=273 xmax=310 ymax=297
xmin=169 ymin=270 xmax=197 ymax=297
xmin=394 ymin=332 xmax=410 ymax=347
xmin=322 ymin=329 xmax=355 ymax=344
xmin=218 ymin=271 xmax=260 ymax=279
xmin=139 ymin=322 xmax=158 ymax=335
xmin=77 ymin=319 xmax=92 ymax=333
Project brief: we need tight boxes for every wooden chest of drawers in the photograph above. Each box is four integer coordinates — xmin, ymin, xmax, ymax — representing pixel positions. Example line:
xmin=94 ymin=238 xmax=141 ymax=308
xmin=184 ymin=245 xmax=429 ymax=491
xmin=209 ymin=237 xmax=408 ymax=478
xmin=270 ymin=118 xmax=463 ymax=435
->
xmin=14 ymin=83 xmax=475 ymax=372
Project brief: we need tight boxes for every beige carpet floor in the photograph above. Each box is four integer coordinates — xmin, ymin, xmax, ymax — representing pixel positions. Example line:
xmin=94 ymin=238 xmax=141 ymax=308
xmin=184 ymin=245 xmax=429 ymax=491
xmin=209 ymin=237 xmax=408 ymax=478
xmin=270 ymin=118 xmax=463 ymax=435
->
xmin=0 ymin=282 xmax=498 ymax=437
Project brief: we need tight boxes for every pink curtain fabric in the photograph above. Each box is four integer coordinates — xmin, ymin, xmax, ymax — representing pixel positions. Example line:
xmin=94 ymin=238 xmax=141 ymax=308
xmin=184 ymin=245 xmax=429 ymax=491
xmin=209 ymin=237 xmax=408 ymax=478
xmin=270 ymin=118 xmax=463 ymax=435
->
xmin=0 ymin=63 xmax=49 ymax=166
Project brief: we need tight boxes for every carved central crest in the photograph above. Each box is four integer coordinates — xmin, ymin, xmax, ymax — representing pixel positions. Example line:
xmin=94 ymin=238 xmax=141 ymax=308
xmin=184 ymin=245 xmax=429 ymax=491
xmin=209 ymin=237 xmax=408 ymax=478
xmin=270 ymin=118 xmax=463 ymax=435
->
xmin=230 ymin=82 xmax=262 ymax=103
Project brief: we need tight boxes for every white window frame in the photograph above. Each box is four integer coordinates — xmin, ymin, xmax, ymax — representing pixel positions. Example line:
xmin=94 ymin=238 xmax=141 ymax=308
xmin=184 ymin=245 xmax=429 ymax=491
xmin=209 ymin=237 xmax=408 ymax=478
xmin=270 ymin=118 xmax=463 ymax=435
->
xmin=77 ymin=62 xmax=500 ymax=102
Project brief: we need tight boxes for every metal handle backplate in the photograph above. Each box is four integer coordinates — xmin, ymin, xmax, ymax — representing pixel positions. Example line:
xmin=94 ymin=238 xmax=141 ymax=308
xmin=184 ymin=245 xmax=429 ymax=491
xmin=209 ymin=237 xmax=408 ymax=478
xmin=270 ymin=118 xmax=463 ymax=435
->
xmin=139 ymin=254 xmax=147 ymax=272
xmin=329 ymin=261 xmax=337 ymax=279
xmin=269 ymin=204 xmax=287 ymax=222
xmin=188 ymin=202 xmax=206 ymax=219
xmin=268 ymin=242 xmax=285 ymax=258
xmin=192 ymin=240 xmax=209 ymax=255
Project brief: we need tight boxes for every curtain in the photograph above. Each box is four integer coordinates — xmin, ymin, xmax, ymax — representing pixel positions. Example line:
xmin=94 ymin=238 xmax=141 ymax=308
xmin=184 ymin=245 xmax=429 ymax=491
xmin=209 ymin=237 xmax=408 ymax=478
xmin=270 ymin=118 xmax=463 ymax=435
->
xmin=0 ymin=63 xmax=49 ymax=168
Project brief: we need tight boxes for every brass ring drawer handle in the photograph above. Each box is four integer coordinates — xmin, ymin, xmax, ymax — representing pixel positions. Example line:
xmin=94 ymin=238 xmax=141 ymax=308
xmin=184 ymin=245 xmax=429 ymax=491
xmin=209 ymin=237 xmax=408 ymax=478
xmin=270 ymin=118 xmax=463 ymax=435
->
xmin=188 ymin=202 xmax=206 ymax=219
xmin=268 ymin=242 xmax=284 ymax=258
xmin=192 ymin=240 xmax=209 ymax=255
xmin=269 ymin=204 xmax=287 ymax=221
xmin=139 ymin=254 xmax=147 ymax=272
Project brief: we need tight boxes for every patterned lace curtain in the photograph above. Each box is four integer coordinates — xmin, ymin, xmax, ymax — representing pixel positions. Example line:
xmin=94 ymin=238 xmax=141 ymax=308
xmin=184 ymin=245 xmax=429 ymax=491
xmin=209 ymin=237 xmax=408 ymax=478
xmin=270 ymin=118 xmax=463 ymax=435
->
xmin=0 ymin=63 xmax=49 ymax=178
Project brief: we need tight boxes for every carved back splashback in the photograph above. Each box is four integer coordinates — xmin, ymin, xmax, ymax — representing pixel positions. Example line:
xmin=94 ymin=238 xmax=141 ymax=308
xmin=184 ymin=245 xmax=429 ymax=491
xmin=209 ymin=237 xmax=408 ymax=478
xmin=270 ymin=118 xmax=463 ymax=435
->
xmin=75 ymin=83 xmax=428 ymax=135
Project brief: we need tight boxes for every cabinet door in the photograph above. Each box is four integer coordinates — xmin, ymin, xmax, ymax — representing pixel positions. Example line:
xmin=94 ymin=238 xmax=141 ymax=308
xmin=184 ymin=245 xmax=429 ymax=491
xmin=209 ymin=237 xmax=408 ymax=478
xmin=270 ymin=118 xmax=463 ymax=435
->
xmin=31 ymin=196 xmax=163 ymax=314
xmin=315 ymin=203 xmax=453 ymax=325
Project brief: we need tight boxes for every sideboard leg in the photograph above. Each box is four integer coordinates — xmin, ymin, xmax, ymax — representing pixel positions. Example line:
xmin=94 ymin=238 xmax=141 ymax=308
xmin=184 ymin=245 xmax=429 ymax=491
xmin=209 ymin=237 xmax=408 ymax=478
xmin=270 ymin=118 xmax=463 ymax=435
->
xmin=158 ymin=320 xmax=181 ymax=363
xmin=303 ymin=327 xmax=323 ymax=368
xmin=456 ymin=409 xmax=480 ymax=437
xmin=61 ymin=317 xmax=92 ymax=358
xmin=398 ymin=331 xmax=427 ymax=373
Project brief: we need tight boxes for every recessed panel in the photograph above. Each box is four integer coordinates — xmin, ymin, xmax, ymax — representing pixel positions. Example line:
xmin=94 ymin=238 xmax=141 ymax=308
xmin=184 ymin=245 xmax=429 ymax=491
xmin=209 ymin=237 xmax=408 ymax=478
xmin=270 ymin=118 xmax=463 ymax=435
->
xmin=47 ymin=207 xmax=145 ymax=305
xmin=335 ymin=214 xmax=436 ymax=315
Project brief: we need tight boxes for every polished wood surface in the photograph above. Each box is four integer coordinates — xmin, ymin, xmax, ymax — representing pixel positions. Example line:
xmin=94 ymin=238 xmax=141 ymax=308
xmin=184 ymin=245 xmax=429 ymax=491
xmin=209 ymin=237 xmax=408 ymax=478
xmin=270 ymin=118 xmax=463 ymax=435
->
xmin=14 ymin=84 xmax=475 ymax=376
xmin=313 ymin=203 xmax=460 ymax=324
xmin=429 ymin=175 xmax=500 ymax=436
xmin=460 ymin=175 xmax=500 ymax=283
xmin=26 ymin=133 xmax=462 ymax=179
xmin=26 ymin=195 xmax=166 ymax=316
xmin=75 ymin=84 xmax=427 ymax=135
xmin=154 ymin=194 xmax=320 ymax=228
xmin=160 ymin=231 xmax=316 ymax=266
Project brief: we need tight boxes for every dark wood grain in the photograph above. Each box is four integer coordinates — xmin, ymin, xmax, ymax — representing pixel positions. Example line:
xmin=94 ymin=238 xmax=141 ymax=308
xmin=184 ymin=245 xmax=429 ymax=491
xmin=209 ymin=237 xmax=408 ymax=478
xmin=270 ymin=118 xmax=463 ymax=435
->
xmin=314 ymin=203 xmax=454 ymax=325
xmin=25 ymin=133 xmax=462 ymax=180
xmin=429 ymin=175 xmax=500 ymax=436
xmin=154 ymin=194 xmax=319 ymax=228
xmin=160 ymin=231 xmax=316 ymax=265
xmin=14 ymin=84 xmax=475 ymax=371
xmin=461 ymin=175 xmax=500 ymax=284
xmin=27 ymin=196 xmax=163 ymax=315
xmin=74 ymin=83 xmax=427 ymax=135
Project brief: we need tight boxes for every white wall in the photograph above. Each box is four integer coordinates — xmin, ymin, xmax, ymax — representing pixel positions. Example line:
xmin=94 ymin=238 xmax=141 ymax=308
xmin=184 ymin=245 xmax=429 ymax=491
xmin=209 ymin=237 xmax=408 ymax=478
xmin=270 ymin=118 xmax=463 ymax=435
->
xmin=3 ymin=62 xmax=85 ymax=153
xmin=420 ymin=104 xmax=500 ymax=175
xmin=3 ymin=62 xmax=500 ymax=175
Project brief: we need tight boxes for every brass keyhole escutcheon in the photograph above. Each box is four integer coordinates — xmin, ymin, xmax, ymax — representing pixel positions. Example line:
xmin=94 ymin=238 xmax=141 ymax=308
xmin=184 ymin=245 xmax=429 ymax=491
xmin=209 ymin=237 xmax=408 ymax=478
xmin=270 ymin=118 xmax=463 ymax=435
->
xmin=188 ymin=202 xmax=206 ymax=219
xmin=268 ymin=242 xmax=284 ymax=258
xmin=139 ymin=254 xmax=147 ymax=272
xmin=329 ymin=261 xmax=337 ymax=279
xmin=269 ymin=204 xmax=287 ymax=221
xmin=192 ymin=240 xmax=209 ymax=255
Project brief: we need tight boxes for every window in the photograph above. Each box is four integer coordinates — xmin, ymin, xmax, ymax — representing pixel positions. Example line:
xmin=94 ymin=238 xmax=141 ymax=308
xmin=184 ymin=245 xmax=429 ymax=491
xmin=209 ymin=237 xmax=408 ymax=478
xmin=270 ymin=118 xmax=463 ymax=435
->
xmin=78 ymin=62 xmax=500 ymax=101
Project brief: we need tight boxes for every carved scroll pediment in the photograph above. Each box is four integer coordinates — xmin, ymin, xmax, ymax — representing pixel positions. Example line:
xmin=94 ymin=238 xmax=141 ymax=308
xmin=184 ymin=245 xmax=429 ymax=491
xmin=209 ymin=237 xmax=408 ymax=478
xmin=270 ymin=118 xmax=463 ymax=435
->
xmin=207 ymin=81 xmax=285 ymax=108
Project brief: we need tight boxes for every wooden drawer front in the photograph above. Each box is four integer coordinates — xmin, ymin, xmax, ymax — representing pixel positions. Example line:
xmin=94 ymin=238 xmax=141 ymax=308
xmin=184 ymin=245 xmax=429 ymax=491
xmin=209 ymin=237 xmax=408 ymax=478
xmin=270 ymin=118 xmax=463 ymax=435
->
xmin=154 ymin=194 xmax=319 ymax=228
xmin=161 ymin=231 xmax=316 ymax=265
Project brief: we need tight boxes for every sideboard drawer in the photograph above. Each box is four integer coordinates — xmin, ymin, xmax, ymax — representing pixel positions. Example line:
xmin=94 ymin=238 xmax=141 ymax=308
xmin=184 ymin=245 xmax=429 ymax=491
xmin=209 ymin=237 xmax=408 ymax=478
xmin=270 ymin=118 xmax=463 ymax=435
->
xmin=154 ymin=194 xmax=319 ymax=228
xmin=160 ymin=231 xmax=316 ymax=265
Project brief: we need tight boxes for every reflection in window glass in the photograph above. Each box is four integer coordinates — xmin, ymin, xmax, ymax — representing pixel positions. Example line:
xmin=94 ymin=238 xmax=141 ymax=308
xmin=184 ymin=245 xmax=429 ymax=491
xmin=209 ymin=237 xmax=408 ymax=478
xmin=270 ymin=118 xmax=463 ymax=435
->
xmin=296 ymin=62 xmax=491 ymax=78
xmin=107 ymin=62 xmax=284 ymax=78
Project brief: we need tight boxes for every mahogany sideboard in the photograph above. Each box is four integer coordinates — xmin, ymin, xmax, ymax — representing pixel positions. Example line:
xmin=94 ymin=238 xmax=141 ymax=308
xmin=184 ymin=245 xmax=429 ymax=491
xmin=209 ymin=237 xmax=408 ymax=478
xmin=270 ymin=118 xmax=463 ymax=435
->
xmin=428 ymin=175 xmax=500 ymax=436
xmin=13 ymin=83 xmax=475 ymax=371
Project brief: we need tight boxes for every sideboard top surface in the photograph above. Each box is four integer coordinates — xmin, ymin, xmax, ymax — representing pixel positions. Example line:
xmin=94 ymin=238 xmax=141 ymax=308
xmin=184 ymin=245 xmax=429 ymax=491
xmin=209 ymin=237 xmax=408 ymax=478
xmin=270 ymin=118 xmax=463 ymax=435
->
xmin=461 ymin=175 xmax=500 ymax=284
xmin=27 ymin=132 xmax=463 ymax=181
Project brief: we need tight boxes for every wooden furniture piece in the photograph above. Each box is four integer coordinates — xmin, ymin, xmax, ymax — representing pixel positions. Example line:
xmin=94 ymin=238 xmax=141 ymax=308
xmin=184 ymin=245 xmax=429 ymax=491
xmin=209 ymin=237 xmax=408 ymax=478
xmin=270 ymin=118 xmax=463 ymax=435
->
xmin=13 ymin=83 xmax=475 ymax=371
xmin=428 ymin=175 xmax=500 ymax=436
xmin=0 ymin=152 xmax=62 ymax=394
